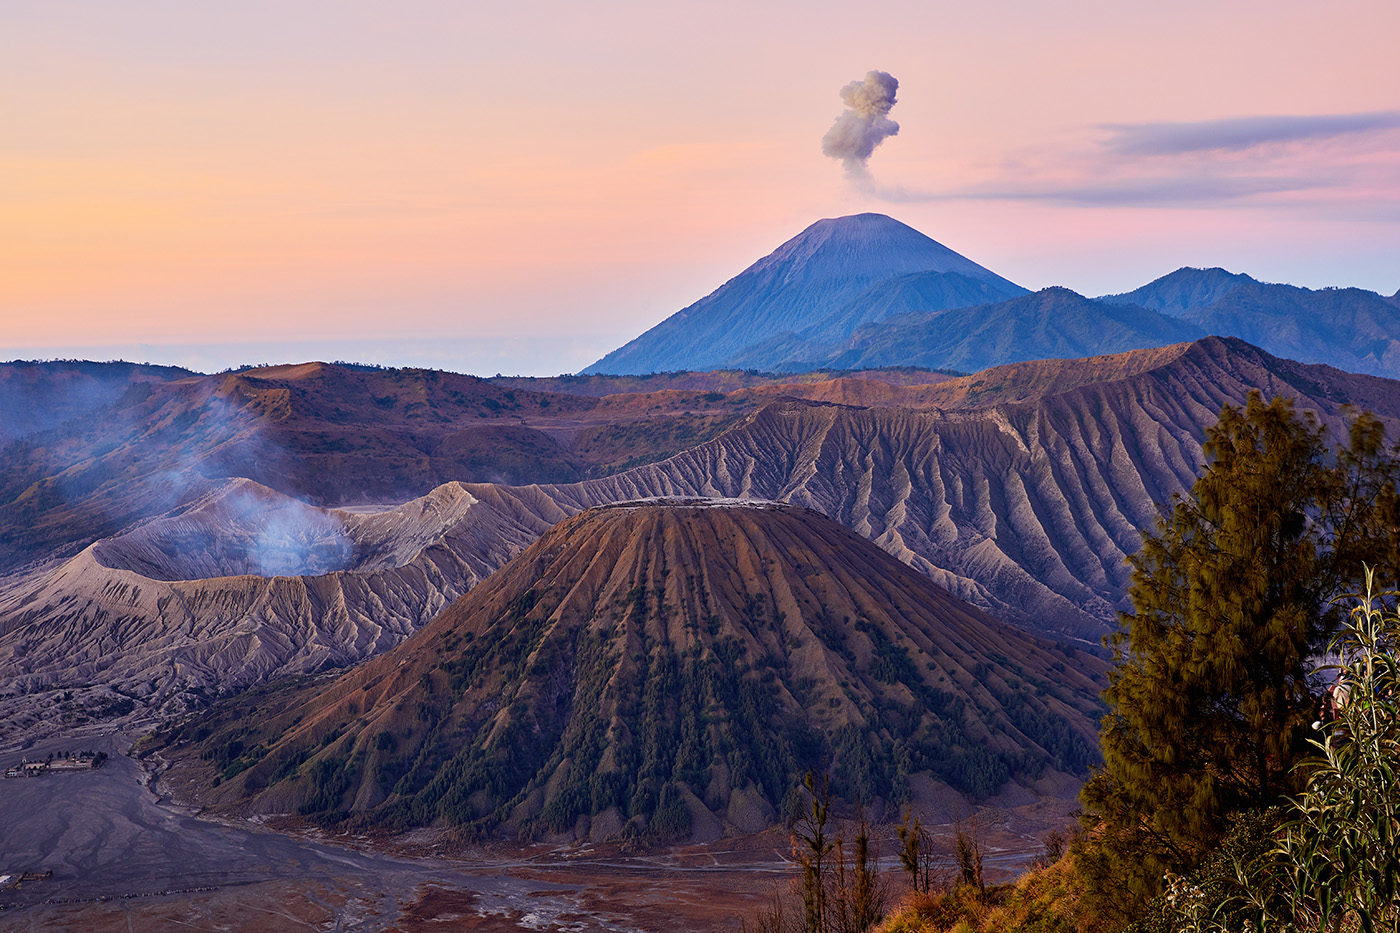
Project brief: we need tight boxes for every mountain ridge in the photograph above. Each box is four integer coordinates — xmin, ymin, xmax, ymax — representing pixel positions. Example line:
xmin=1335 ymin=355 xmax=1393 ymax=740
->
xmin=821 ymin=286 xmax=1205 ymax=372
xmin=5 ymin=337 xmax=1400 ymax=741
xmin=1099 ymin=267 xmax=1400 ymax=375
xmin=584 ymin=213 xmax=1026 ymax=375
xmin=1099 ymin=267 xmax=1261 ymax=315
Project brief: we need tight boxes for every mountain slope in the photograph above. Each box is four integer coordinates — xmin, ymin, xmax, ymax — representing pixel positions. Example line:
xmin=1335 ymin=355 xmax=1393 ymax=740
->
xmin=823 ymin=287 xmax=1204 ymax=372
xmin=0 ymin=360 xmax=194 ymax=443
xmin=1185 ymin=282 xmax=1400 ymax=376
xmin=0 ymin=362 xmax=759 ymax=573
xmin=726 ymin=269 xmax=1032 ymax=371
xmin=157 ymin=501 xmax=1106 ymax=842
xmin=818 ymin=269 xmax=1034 ymax=340
xmin=1099 ymin=267 xmax=1259 ymax=315
xmin=1101 ymin=268 xmax=1400 ymax=376
xmin=584 ymin=213 xmax=1024 ymax=375
xmin=0 ymin=481 xmax=559 ymax=706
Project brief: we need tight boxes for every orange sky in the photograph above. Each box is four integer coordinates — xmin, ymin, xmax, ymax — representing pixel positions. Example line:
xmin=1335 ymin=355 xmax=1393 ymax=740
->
xmin=4 ymin=0 xmax=1398 ymax=374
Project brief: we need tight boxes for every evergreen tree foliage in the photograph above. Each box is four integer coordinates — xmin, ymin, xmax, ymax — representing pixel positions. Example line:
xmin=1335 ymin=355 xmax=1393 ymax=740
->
xmin=1081 ymin=393 xmax=1400 ymax=916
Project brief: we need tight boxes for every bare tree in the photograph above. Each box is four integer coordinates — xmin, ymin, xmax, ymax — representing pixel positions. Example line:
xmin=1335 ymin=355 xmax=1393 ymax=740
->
xmin=955 ymin=819 xmax=984 ymax=895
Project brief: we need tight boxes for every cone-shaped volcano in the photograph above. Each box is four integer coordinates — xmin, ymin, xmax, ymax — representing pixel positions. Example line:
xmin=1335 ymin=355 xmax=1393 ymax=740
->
xmin=164 ymin=499 xmax=1104 ymax=842
xmin=584 ymin=213 xmax=1025 ymax=374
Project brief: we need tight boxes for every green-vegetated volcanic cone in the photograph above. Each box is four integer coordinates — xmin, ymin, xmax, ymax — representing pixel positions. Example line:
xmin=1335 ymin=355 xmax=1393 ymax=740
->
xmin=159 ymin=499 xmax=1105 ymax=843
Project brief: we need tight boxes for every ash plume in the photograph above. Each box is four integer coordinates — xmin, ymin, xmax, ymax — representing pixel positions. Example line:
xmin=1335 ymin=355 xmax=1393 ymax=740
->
xmin=822 ymin=70 xmax=900 ymax=179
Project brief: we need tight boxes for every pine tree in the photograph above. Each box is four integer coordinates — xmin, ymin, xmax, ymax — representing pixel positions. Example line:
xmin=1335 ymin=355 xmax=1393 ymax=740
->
xmin=1080 ymin=392 xmax=1400 ymax=919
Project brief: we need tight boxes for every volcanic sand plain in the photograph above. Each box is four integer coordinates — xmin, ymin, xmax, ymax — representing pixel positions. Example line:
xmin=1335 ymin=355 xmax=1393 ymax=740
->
xmin=0 ymin=725 xmax=1067 ymax=931
xmin=0 ymin=727 xmax=786 ymax=930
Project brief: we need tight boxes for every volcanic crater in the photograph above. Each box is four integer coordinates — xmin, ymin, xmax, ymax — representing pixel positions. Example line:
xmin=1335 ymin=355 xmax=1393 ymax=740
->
xmin=90 ymin=478 xmax=477 ymax=581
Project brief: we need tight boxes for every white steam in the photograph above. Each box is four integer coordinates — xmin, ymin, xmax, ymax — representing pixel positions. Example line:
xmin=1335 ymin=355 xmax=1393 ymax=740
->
xmin=822 ymin=70 xmax=900 ymax=179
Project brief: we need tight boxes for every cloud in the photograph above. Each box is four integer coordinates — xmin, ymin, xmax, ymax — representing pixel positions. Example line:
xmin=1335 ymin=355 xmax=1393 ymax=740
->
xmin=956 ymin=174 xmax=1329 ymax=206
xmin=855 ymin=172 xmax=1324 ymax=207
xmin=821 ymin=70 xmax=900 ymax=178
xmin=851 ymin=109 xmax=1400 ymax=213
xmin=1102 ymin=111 xmax=1400 ymax=156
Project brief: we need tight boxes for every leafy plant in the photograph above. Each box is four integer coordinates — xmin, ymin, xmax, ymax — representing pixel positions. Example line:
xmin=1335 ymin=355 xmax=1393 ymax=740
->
xmin=1150 ymin=573 xmax=1400 ymax=931
xmin=1262 ymin=574 xmax=1400 ymax=931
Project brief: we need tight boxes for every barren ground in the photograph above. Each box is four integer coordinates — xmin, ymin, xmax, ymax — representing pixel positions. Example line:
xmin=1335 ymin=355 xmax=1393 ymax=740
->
xmin=0 ymin=727 xmax=1068 ymax=931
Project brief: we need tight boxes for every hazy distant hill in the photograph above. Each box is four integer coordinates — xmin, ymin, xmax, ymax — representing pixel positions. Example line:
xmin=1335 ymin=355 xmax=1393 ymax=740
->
xmin=0 ymin=362 xmax=761 ymax=573
xmin=584 ymin=213 xmax=1026 ymax=375
xmin=588 ymin=213 xmax=1400 ymax=377
xmin=157 ymin=501 xmax=1105 ymax=841
xmin=0 ymin=359 xmax=193 ymax=442
xmin=821 ymin=287 xmax=1204 ymax=372
xmin=1101 ymin=268 xmax=1400 ymax=376
xmin=1100 ymin=267 xmax=1259 ymax=316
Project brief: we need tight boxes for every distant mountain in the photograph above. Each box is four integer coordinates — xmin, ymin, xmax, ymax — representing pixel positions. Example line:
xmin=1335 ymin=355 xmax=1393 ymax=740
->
xmin=1185 ymin=282 xmax=1400 ymax=376
xmin=0 ymin=362 xmax=762 ymax=573
xmin=1099 ymin=267 xmax=1259 ymax=316
xmin=156 ymin=501 xmax=1105 ymax=841
xmin=584 ymin=213 xmax=1026 ymax=375
xmin=823 ymin=287 xmax=1204 ymax=372
xmin=0 ymin=359 xmax=193 ymax=442
xmin=1101 ymin=268 xmax=1400 ymax=376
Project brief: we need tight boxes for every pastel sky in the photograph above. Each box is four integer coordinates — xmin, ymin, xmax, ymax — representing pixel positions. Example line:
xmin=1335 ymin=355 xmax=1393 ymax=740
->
xmin=4 ymin=0 xmax=1398 ymax=375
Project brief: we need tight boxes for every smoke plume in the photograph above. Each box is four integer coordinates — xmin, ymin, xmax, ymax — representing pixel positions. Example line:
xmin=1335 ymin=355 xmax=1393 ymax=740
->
xmin=822 ymin=70 xmax=900 ymax=178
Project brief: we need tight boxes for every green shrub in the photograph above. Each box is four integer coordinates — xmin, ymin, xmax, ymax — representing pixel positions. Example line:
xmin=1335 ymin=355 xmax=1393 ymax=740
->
xmin=1152 ymin=574 xmax=1400 ymax=931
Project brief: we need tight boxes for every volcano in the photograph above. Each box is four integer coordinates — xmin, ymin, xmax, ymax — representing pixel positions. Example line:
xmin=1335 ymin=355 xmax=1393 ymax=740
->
xmin=584 ymin=213 xmax=1026 ymax=374
xmin=160 ymin=500 xmax=1105 ymax=843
